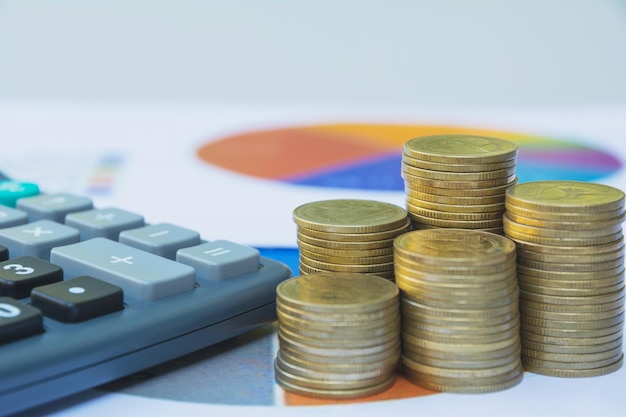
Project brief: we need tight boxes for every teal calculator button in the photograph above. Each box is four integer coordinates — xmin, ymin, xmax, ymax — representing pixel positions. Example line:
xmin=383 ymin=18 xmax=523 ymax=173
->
xmin=0 ymin=182 xmax=40 ymax=208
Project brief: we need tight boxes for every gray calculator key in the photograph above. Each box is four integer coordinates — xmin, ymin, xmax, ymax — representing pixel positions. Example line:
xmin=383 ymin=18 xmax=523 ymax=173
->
xmin=0 ymin=206 xmax=28 ymax=229
xmin=119 ymin=223 xmax=201 ymax=260
xmin=50 ymin=238 xmax=196 ymax=301
xmin=0 ymin=220 xmax=80 ymax=261
xmin=65 ymin=207 xmax=145 ymax=240
xmin=16 ymin=193 xmax=93 ymax=223
xmin=176 ymin=240 xmax=259 ymax=281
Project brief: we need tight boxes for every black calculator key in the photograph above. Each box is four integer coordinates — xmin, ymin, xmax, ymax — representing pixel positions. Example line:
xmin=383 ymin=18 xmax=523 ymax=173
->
xmin=0 ymin=245 xmax=7 ymax=262
xmin=31 ymin=275 xmax=124 ymax=323
xmin=0 ymin=256 xmax=63 ymax=299
xmin=0 ymin=297 xmax=43 ymax=344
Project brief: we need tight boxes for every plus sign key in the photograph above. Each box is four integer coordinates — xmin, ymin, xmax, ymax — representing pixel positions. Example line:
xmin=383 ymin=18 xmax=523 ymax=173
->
xmin=0 ymin=220 xmax=80 ymax=261
xmin=50 ymin=238 xmax=195 ymax=301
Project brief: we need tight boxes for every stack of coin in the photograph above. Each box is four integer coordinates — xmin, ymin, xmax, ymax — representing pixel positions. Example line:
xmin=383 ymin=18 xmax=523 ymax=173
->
xmin=394 ymin=229 xmax=523 ymax=393
xmin=293 ymin=199 xmax=410 ymax=280
xmin=402 ymin=134 xmax=518 ymax=234
xmin=503 ymin=180 xmax=625 ymax=377
xmin=274 ymin=272 xmax=401 ymax=399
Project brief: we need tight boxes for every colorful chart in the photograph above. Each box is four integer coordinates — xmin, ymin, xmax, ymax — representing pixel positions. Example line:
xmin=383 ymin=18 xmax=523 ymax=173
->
xmin=196 ymin=124 xmax=622 ymax=190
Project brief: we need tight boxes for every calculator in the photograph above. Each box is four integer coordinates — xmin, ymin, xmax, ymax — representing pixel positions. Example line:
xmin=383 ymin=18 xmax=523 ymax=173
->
xmin=0 ymin=178 xmax=292 ymax=416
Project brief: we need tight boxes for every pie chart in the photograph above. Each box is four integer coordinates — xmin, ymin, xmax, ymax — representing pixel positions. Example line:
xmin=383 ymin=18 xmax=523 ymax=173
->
xmin=196 ymin=124 xmax=622 ymax=190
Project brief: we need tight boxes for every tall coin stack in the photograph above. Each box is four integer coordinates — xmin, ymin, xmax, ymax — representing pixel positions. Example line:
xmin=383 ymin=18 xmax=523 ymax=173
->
xmin=402 ymin=134 xmax=518 ymax=234
xmin=503 ymin=180 xmax=625 ymax=377
xmin=274 ymin=272 xmax=401 ymax=399
xmin=394 ymin=229 xmax=523 ymax=393
xmin=293 ymin=199 xmax=410 ymax=280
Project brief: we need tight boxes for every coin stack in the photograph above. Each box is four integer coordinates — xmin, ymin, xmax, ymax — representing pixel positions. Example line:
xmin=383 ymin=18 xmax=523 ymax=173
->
xmin=274 ymin=272 xmax=401 ymax=399
xmin=502 ymin=180 xmax=625 ymax=377
xmin=292 ymin=199 xmax=410 ymax=280
xmin=402 ymin=134 xmax=518 ymax=234
xmin=394 ymin=229 xmax=523 ymax=393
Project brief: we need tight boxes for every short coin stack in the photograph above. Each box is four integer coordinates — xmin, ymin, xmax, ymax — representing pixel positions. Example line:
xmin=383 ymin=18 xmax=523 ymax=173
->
xmin=402 ymin=134 xmax=518 ymax=234
xmin=293 ymin=199 xmax=410 ymax=280
xmin=394 ymin=229 xmax=523 ymax=393
xmin=503 ymin=180 xmax=625 ymax=377
xmin=274 ymin=272 xmax=401 ymax=399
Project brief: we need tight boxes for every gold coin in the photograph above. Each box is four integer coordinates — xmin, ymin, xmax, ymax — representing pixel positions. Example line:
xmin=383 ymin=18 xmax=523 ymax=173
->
xmin=401 ymin=294 xmax=518 ymax=319
xmin=394 ymin=253 xmax=516 ymax=274
xmin=406 ymin=196 xmax=506 ymax=214
xmin=277 ymin=348 xmax=400 ymax=375
xmin=504 ymin=227 xmax=622 ymax=247
xmin=521 ymin=344 xmax=623 ymax=363
xmin=521 ymin=337 xmax=623 ymax=355
xmin=410 ymin=222 xmax=505 ymax=235
xmin=297 ymin=219 xmax=411 ymax=242
xmin=402 ymin=153 xmax=516 ymax=173
xmin=276 ymin=297 xmax=399 ymax=321
xmin=279 ymin=338 xmax=401 ymax=366
xmin=514 ymin=236 xmax=624 ymax=256
xmin=505 ymin=181 xmax=625 ymax=213
xmin=518 ymin=281 xmax=625 ymax=297
xmin=298 ymin=262 xmax=396 ymax=280
xmin=401 ymin=163 xmax=516 ymax=181
xmin=279 ymin=332 xmax=401 ymax=358
xmin=404 ymin=177 xmax=517 ymax=197
xmin=298 ymin=247 xmax=395 ymax=265
xmin=503 ymin=210 xmax=625 ymax=231
xmin=520 ymin=312 xmax=624 ymax=330
xmin=402 ymin=171 xmax=517 ymax=189
xmin=403 ymin=345 xmax=521 ymax=370
xmin=517 ymin=265 xmax=624 ymax=281
xmin=521 ymin=352 xmax=623 ymax=371
xmin=522 ymin=354 xmax=623 ymax=378
xmin=516 ymin=246 xmax=625 ymax=264
xmin=520 ymin=329 xmax=623 ymax=346
xmin=402 ymin=364 xmax=523 ymax=393
xmin=402 ymin=353 xmax=521 ymax=378
xmin=403 ymin=340 xmax=521 ymax=362
xmin=520 ymin=321 xmax=623 ymax=339
xmin=517 ymin=257 xmax=624 ymax=273
xmin=297 ymin=232 xmax=397 ymax=250
xmin=278 ymin=316 xmax=400 ymax=341
xmin=519 ymin=305 xmax=624 ymax=322
xmin=406 ymin=187 xmax=506 ymax=205
xmin=394 ymin=229 xmax=516 ymax=266
xmin=275 ymin=356 xmax=395 ymax=390
xmin=274 ymin=367 xmax=396 ymax=399
xmin=518 ymin=273 xmax=624 ymax=290
xmin=520 ymin=288 xmax=625 ymax=306
xmin=408 ymin=212 xmax=504 ymax=229
xmin=297 ymin=238 xmax=395 ymax=257
xmin=402 ymin=324 xmax=520 ymax=345
xmin=406 ymin=202 xmax=504 ymax=221
xmin=504 ymin=203 xmax=625 ymax=222
xmin=293 ymin=199 xmax=408 ymax=233
xmin=403 ymin=135 xmax=518 ymax=164
xmin=520 ymin=296 xmax=624 ymax=314
xmin=395 ymin=261 xmax=517 ymax=283
xmin=299 ymin=254 xmax=395 ymax=273
xmin=278 ymin=325 xmax=399 ymax=349
xmin=276 ymin=349 xmax=398 ymax=379
xmin=503 ymin=214 xmax=622 ymax=239
xmin=406 ymin=315 xmax=520 ymax=337
xmin=405 ymin=333 xmax=521 ymax=353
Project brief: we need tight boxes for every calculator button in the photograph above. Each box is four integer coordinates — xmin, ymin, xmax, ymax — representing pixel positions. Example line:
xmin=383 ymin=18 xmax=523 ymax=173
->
xmin=16 ymin=193 xmax=93 ymax=222
xmin=0 ymin=206 xmax=28 ymax=228
xmin=30 ymin=276 xmax=123 ymax=323
xmin=0 ymin=220 xmax=80 ymax=261
xmin=65 ymin=207 xmax=145 ymax=240
xmin=0 ymin=297 xmax=43 ymax=344
xmin=50 ymin=238 xmax=196 ymax=301
xmin=0 ymin=245 xmax=7 ymax=262
xmin=0 ymin=256 xmax=63 ymax=299
xmin=119 ymin=223 xmax=201 ymax=260
xmin=176 ymin=240 xmax=259 ymax=281
xmin=0 ymin=181 xmax=40 ymax=208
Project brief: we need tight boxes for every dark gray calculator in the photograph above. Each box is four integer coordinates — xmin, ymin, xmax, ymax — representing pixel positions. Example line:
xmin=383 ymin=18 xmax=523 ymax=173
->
xmin=0 ymin=179 xmax=292 ymax=416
